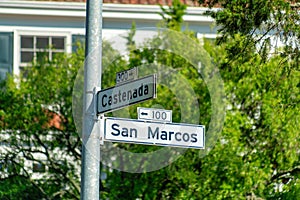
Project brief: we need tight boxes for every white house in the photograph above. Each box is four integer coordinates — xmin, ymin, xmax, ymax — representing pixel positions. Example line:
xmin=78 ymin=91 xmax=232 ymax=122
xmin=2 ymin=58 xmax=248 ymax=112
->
xmin=0 ymin=0 xmax=217 ymax=80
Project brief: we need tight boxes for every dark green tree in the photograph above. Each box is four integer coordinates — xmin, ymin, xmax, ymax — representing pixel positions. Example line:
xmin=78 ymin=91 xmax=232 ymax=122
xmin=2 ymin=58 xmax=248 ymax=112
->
xmin=0 ymin=49 xmax=84 ymax=199
xmin=194 ymin=0 xmax=300 ymax=198
xmin=101 ymin=0 xmax=300 ymax=199
xmin=198 ymin=0 xmax=300 ymax=65
xmin=1 ymin=0 xmax=299 ymax=199
xmin=0 ymin=41 xmax=120 ymax=199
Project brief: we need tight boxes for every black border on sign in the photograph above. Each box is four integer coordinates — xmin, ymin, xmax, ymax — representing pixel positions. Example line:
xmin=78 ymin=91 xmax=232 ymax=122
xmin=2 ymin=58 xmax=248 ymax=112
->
xmin=97 ymin=74 xmax=156 ymax=114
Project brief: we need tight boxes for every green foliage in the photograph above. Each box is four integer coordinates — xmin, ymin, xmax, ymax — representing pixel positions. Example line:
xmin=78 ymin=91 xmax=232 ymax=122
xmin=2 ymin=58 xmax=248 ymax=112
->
xmin=203 ymin=38 xmax=299 ymax=199
xmin=98 ymin=13 xmax=214 ymax=199
xmin=159 ymin=0 xmax=187 ymax=31
xmin=1 ymin=1 xmax=299 ymax=199
xmin=101 ymin=34 xmax=299 ymax=199
xmin=196 ymin=1 xmax=300 ymax=198
xmin=0 ymin=47 xmax=84 ymax=199
xmin=0 ymin=175 xmax=44 ymax=199
xmin=199 ymin=0 xmax=300 ymax=66
xmin=101 ymin=1 xmax=300 ymax=199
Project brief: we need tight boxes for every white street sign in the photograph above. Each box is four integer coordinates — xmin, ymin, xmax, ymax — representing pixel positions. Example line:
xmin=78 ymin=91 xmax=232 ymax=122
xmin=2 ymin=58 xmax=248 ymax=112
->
xmin=104 ymin=117 xmax=205 ymax=149
xmin=138 ymin=107 xmax=172 ymax=123
xmin=97 ymin=75 xmax=156 ymax=114
xmin=116 ymin=67 xmax=138 ymax=85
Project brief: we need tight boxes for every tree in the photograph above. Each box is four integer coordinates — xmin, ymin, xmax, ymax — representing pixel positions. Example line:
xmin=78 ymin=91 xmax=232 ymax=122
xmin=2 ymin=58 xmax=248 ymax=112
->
xmin=1 ymin=0 xmax=299 ymax=199
xmin=194 ymin=0 xmax=300 ymax=198
xmin=197 ymin=0 xmax=300 ymax=65
xmin=100 ymin=0 xmax=300 ymax=199
xmin=0 ymin=41 xmax=120 ymax=199
xmin=98 ymin=1 xmax=220 ymax=199
xmin=100 ymin=30 xmax=299 ymax=200
xmin=159 ymin=0 xmax=187 ymax=31
xmin=0 ymin=49 xmax=84 ymax=199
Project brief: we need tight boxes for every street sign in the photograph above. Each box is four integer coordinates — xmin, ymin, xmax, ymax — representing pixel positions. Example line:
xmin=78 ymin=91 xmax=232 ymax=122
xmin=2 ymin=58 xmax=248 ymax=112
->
xmin=97 ymin=75 xmax=156 ymax=114
xmin=116 ymin=67 xmax=138 ymax=85
xmin=138 ymin=107 xmax=172 ymax=123
xmin=104 ymin=117 xmax=205 ymax=149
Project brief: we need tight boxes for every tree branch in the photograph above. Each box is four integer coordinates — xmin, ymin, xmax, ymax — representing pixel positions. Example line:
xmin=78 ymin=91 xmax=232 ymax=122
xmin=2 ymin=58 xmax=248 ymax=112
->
xmin=271 ymin=166 xmax=300 ymax=182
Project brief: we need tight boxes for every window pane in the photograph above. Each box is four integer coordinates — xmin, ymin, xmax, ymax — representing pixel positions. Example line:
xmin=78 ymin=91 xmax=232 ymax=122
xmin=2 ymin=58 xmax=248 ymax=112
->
xmin=52 ymin=37 xmax=65 ymax=50
xmin=32 ymin=163 xmax=45 ymax=173
xmin=21 ymin=36 xmax=33 ymax=48
xmin=37 ymin=51 xmax=49 ymax=62
xmin=21 ymin=51 xmax=34 ymax=62
xmin=37 ymin=37 xmax=49 ymax=49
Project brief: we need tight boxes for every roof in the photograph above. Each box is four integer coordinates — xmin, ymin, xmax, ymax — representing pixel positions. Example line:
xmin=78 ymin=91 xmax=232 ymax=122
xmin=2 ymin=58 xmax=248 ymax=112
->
xmin=0 ymin=0 xmax=217 ymax=25
xmin=27 ymin=0 xmax=201 ymax=6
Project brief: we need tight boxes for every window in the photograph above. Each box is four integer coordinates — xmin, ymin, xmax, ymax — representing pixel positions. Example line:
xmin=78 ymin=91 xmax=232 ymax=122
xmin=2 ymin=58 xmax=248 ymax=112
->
xmin=72 ymin=34 xmax=85 ymax=53
xmin=20 ymin=35 xmax=66 ymax=67
xmin=32 ymin=162 xmax=46 ymax=173
xmin=0 ymin=32 xmax=13 ymax=80
xmin=13 ymin=31 xmax=72 ymax=76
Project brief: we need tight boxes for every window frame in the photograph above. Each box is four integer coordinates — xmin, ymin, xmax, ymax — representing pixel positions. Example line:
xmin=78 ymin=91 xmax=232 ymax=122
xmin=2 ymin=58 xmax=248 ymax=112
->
xmin=13 ymin=30 xmax=72 ymax=76
xmin=196 ymin=33 xmax=218 ymax=45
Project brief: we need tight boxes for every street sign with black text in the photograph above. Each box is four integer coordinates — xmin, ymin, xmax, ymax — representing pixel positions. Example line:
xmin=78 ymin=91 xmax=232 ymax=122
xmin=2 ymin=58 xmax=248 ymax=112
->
xmin=97 ymin=75 xmax=156 ymax=114
xmin=138 ymin=107 xmax=172 ymax=123
xmin=116 ymin=67 xmax=138 ymax=85
xmin=104 ymin=117 xmax=205 ymax=149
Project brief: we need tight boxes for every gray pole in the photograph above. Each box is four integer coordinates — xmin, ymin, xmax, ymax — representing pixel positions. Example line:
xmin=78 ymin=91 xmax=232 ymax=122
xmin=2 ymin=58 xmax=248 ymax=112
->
xmin=81 ymin=0 xmax=102 ymax=199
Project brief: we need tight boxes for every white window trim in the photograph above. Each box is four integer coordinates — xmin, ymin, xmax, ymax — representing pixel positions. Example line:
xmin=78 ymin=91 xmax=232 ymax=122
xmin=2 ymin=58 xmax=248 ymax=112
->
xmin=196 ymin=33 xmax=219 ymax=45
xmin=13 ymin=29 xmax=72 ymax=76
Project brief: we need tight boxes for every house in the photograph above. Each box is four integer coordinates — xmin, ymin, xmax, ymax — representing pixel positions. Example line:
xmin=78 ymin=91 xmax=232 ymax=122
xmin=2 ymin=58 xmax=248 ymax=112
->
xmin=0 ymin=0 xmax=217 ymax=80
xmin=0 ymin=0 xmax=218 ymax=181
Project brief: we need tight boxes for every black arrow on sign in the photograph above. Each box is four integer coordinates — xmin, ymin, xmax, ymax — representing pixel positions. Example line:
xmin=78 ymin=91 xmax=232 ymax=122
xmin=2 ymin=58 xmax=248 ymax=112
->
xmin=141 ymin=112 xmax=148 ymax=116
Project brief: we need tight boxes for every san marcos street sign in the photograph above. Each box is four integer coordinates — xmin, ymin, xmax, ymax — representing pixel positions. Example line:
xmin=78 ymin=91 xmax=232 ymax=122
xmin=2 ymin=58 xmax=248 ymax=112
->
xmin=97 ymin=75 xmax=156 ymax=114
xmin=104 ymin=117 xmax=205 ymax=149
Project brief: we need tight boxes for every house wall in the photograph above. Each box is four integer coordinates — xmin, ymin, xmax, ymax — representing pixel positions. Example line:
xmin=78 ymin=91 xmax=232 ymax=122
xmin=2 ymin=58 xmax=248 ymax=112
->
xmin=0 ymin=0 xmax=218 ymax=179
xmin=0 ymin=0 xmax=217 ymax=79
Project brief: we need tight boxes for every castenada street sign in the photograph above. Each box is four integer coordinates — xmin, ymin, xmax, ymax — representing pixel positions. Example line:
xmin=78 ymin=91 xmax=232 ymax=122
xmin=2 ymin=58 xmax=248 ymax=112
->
xmin=97 ymin=75 xmax=156 ymax=114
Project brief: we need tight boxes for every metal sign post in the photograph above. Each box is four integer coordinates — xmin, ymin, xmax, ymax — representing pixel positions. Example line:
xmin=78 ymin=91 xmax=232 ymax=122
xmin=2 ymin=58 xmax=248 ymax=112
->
xmin=81 ymin=0 xmax=102 ymax=199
